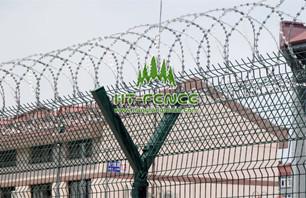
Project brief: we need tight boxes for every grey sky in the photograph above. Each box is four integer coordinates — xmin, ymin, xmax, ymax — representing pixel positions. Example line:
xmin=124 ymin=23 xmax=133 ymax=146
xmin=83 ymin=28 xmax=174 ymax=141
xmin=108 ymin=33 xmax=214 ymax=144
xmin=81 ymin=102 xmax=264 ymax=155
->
xmin=0 ymin=0 xmax=304 ymax=107
xmin=0 ymin=0 xmax=277 ymax=62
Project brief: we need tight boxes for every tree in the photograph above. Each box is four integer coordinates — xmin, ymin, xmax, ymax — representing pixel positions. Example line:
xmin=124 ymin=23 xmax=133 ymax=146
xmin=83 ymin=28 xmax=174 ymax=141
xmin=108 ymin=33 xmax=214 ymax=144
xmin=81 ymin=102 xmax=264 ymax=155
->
xmin=159 ymin=60 xmax=167 ymax=83
xmin=150 ymin=56 xmax=158 ymax=80
xmin=136 ymin=70 xmax=143 ymax=87
xmin=142 ymin=64 xmax=150 ymax=83
xmin=167 ymin=67 xmax=176 ymax=86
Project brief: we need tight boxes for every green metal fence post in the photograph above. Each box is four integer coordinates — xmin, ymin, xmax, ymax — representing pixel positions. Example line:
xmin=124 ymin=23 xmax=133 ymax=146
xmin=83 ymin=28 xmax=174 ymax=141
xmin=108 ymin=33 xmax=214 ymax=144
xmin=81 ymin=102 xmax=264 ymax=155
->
xmin=132 ymin=173 xmax=148 ymax=197
xmin=92 ymin=87 xmax=146 ymax=197
xmin=92 ymin=86 xmax=180 ymax=198
xmin=91 ymin=87 xmax=143 ymax=172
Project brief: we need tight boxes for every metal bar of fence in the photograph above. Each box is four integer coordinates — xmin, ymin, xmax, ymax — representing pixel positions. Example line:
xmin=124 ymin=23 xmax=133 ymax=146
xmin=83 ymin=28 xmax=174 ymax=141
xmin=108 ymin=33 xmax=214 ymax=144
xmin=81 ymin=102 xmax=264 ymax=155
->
xmin=91 ymin=86 xmax=143 ymax=172
xmin=92 ymin=86 xmax=146 ymax=197
xmin=92 ymin=86 xmax=181 ymax=197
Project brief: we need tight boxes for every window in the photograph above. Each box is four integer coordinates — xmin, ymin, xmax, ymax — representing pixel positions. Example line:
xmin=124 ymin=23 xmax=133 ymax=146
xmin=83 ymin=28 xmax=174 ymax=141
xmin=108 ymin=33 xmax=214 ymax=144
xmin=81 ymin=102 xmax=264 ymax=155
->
xmin=0 ymin=187 xmax=15 ymax=198
xmin=31 ymin=184 xmax=52 ymax=198
xmin=287 ymin=176 xmax=292 ymax=187
xmin=30 ymin=144 xmax=54 ymax=164
xmin=0 ymin=150 xmax=17 ymax=168
xmin=67 ymin=139 xmax=93 ymax=159
xmin=69 ymin=180 xmax=91 ymax=198
xmin=280 ymin=176 xmax=292 ymax=188
xmin=280 ymin=176 xmax=286 ymax=188
xmin=285 ymin=194 xmax=292 ymax=198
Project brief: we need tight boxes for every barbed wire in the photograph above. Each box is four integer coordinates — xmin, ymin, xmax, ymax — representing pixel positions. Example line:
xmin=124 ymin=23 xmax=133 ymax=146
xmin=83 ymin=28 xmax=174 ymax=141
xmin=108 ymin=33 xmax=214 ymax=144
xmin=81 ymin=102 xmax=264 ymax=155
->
xmin=0 ymin=0 xmax=305 ymax=108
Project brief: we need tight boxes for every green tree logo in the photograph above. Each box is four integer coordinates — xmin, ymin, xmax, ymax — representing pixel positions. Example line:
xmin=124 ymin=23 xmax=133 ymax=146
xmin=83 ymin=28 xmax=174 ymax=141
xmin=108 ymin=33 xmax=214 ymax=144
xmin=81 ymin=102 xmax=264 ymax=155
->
xmin=136 ymin=56 xmax=176 ymax=87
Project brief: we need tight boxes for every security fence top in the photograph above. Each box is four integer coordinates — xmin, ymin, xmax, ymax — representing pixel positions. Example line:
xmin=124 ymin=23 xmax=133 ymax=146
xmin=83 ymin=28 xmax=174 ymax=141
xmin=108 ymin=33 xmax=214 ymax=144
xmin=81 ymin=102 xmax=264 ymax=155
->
xmin=0 ymin=2 xmax=304 ymax=108
xmin=0 ymin=50 xmax=301 ymax=146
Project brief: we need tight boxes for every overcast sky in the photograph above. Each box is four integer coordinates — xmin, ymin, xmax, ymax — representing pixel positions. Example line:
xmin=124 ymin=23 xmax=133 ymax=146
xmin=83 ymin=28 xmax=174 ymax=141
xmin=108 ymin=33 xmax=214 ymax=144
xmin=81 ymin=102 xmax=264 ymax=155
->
xmin=0 ymin=0 xmax=282 ymax=62
xmin=1 ymin=0 xmax=305 ymax=107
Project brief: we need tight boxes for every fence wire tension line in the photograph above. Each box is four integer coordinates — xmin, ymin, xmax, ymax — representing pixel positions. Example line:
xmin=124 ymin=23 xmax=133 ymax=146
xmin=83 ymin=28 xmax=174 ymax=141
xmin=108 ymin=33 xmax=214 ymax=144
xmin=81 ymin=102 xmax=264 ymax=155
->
xmin=1 ymin=0 xmax=306 ymax=197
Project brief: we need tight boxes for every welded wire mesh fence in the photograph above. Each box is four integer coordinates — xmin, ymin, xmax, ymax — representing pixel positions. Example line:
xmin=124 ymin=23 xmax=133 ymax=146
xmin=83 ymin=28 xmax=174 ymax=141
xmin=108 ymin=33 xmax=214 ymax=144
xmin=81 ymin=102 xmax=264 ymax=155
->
xmin=0 ymin=51 xmax=305 ymax=198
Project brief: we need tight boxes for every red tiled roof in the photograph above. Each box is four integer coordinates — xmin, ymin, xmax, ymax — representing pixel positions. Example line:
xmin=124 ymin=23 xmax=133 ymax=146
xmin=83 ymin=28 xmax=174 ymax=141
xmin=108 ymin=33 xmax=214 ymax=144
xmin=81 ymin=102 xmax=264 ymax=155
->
xmin=280 ymin=21 xmax=306 ymax=47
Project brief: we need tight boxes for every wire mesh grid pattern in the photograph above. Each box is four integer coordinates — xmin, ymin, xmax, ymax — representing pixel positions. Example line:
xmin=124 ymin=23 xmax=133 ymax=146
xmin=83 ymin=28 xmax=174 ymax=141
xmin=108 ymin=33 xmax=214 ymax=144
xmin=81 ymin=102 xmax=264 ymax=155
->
xmin=1 ymin=0 xmax=306 ymax=197
xmin=0 ymin=50 xmax=305 ymax=197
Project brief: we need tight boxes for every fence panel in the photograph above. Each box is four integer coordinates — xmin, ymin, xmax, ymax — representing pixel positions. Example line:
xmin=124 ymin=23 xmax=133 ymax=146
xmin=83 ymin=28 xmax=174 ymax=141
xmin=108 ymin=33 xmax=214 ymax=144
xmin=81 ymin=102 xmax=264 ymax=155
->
xmin=0 ymin=52 xmax=305 ymax=197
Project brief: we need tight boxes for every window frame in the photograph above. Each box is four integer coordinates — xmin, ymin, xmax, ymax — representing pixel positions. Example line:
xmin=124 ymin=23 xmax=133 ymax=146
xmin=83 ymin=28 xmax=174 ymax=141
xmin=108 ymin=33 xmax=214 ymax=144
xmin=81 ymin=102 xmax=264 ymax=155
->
xmin=286 ymin=176 xmax=292 ymax=187
xmin=0 ymin=149 xmax=17 ymax=168
xmin=67 ymin=139 xmax=93 ymax=160
xmin=68 ymin=179 xmax=91 ymax=198
xmin=30 ymin=144 xmax=54 ymax=164
xmin=280 ymin=176 xmax=287 ymax=188
xmin=31 ymin=183 xmax=52 ymax=198
xmin=0 ymin=187 xmax=16 ymax=198
xmin=285 ymin=194 xmax=292 ymax=198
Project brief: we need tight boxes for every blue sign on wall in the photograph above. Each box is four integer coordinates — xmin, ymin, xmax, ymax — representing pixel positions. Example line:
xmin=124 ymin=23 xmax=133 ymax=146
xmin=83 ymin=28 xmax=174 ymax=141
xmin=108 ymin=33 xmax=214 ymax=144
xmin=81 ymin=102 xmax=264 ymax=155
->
xmin=107 ymin=161 xmax=121 ymax=173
